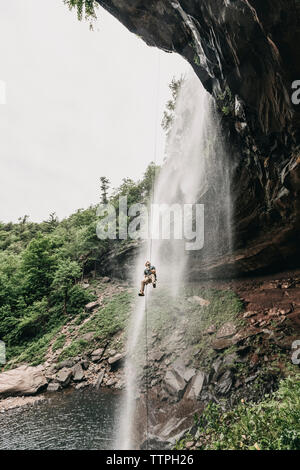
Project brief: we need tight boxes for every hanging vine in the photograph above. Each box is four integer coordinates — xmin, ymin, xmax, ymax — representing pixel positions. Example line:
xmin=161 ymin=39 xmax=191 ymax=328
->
xmin=63 ymin=0 xmax=99 ymax=29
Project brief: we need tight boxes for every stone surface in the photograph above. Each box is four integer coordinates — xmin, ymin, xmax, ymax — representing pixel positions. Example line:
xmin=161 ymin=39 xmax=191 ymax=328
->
xmin=47 ymin=382 xmax=61 ymax=392
xmin=186 ymin=372 xmax=206 ymax=400
xmin=0 ymin=365 xmax=48 ymax=397
xmin=56 ymin=359 xmax=75 ymax=370
xmin=91 ymin=348 xmax=104 ymax=363
xmin=94 ymin=370 xmax=105 ymax=390
xmin=164 ymin=370 xmax=186 ymax=401
xmin=216 ymin=322 xmax=237 ymax=339
xmin=75 ymin=383 xmax=88 ymax=390
xmin=215 ymin=370 xmax=233 ymax=395
xmin=56 ymin=368 xmax=73 ymax=387
xmin=108 ymin=353 xmax=124 ymax=365
xmin=80 ymin=360 xmax=90 ymax=371
xmin=80 ymin=332 xmax=95 ymax=342
xmin=72 ymin=363 xmax=85 ymax=382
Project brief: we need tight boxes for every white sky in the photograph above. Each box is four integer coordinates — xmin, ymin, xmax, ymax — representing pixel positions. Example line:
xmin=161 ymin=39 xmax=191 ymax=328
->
xmin=0 ymin=0 xmax=189 ymax=223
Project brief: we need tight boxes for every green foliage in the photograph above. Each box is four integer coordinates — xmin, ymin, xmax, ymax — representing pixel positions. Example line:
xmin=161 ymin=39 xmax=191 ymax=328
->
xmin=22 ymin=234 xmax=57 ymax=302
xmin=52 ymin=334 xmax=66 ymax=352
xmin=100 ymin=176 xmax=110 ymax=204
xmin=68 ymin=284 xmax=95 ymax=316
xmin=193 ymin=54 xmax=201 ymax=66
xmin=52 ymin=259 xmax=81 ymax=293
xmin=217 ymin=87 xmax=235 ymax=116
xmin=176 ymin=377 xmax=300 ymax=450
xmin=161 ymin=76 xmax=185 ymax=134
xmin=64 ymin=0 xmax=99 ymax=29
xmin=184 ymin=287 xmax=244 ymax=346
xmin=7 ymin=327 xmax=62 ymax=367
xmin=52 ymin=259 xmax=82 ymax=314
xmin=58 ymin=338 xmax=90 ymax=361
xmin=79 ymin=291 xmax=133 ymax=340
xmin=10 ymin=298 xmax=49 ymax=343
xmin=0 ymin=161 xmax=157 ymax=366
xmin=146 ymin=286 xmax=243 ymax=348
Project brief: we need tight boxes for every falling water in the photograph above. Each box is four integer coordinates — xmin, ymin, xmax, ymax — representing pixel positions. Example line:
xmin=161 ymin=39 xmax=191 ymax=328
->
xmin=117 ymin=70 xmax=233 ymax=449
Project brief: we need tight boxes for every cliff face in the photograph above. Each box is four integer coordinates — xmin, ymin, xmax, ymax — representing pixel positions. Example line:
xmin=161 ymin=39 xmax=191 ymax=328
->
xmin=97 ymin=0 xmax=300 ymax=276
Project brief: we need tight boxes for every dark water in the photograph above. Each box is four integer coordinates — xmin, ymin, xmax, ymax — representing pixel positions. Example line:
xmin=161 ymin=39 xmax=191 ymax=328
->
xmin=0 ymin=388 xmax=121 ymax=450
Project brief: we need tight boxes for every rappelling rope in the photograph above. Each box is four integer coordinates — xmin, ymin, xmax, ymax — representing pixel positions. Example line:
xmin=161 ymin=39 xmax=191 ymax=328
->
xmin=144 ymin=49 xmax=161 ymax=450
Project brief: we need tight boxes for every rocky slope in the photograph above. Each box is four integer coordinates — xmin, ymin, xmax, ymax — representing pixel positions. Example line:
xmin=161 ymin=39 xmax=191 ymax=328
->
xmin=96 ymin=0 xmax=300 ymax=276
xmin=1 ymin=272 xmax=299 ymax=448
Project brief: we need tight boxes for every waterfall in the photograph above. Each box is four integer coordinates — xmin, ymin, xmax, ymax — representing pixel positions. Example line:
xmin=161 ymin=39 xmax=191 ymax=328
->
xmin=116 ymin=70 xmax=232 ymax=450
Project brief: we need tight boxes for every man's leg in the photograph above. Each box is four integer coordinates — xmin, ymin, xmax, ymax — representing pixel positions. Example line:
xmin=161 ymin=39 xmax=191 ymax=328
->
xmin=140 ymin=279 xmax=146 ymax=294
xmin=151 ymin=273 xmax=156 ymax=287
xmin=139 ymin=277 xmax=149 ymax=295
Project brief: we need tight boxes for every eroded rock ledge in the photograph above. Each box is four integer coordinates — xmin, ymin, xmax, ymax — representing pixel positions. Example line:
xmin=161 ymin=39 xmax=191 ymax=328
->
xmin=96 ymin=0 xmax=300 ymax=276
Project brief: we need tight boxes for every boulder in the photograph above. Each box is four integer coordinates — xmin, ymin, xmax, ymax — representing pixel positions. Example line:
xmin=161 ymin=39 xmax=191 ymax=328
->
xmin=56 ymin=359 xmax=75 ymax=370
xmin=72 ymin=363 xmax=85 ymax=382
xmin=91 ymin=348 xmax=105 ymax=363
xmin=149 ymin=351 xmax=165 ymax=362
xmin=106 ymin=378 xmax=117 ymax=387
xmin=186 ymin=372 xmax=206 ymax=400
xmin=0 ymin=365 xmax=47 ymax=397
xmin=75 ymin=382 xmax=88 ymax=390
xmin=213 ymin=327 xmax=260 ymax=350
xmin=94 ymin=370 xmax=105 ymax=390
xmin=80 ymin=360 xmax=90 ymax=371
xmin=212 ymin=338 xmax=232 ymax=351
xmin=108 ymin=353 xmax=125 ymax=370
xmin=85 ymin=300 xmax=100 ymax=313
xmin=80 ymin=332 xmax=95 ymax=342
xmin=169 ymin=359 xmax=196 ymax=384
xmin=56 ymin=368 xmax=73 ymax=387
xmin=216 ymin=322 xmax=237 ymax=339
xmin=102 ymin=277 xmax=111 ymax=283
xmin=215 ymin=370 xmax=233 ymax=395
xmin=164 ymin=370 xmax=186 ymax=401
xmin=47 ymin=382 xmax=61 ymax=392
xmin=183 ymin=368 xmax=196 ymax=383
xmin=107 ymin=349 xmax=117 ymax=356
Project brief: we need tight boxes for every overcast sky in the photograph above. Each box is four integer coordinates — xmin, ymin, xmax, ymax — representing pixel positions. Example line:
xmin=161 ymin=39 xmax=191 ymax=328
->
xmin=0 ymin=0 xmax=189 ymax=223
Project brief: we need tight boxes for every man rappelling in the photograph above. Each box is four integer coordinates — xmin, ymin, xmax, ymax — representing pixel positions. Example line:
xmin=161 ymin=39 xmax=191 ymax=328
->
xmin=138 ymin=261 xmax=157 ymax=297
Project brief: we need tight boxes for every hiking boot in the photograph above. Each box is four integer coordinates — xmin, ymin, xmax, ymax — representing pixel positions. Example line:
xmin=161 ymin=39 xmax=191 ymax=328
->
xmin=138 ymin=292 xmax=145 ymax=297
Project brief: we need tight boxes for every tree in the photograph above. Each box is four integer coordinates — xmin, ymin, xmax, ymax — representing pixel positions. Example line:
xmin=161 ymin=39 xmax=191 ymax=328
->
xmin=52 ymin=260 xmax=82 ymax=315
xmin=43 ymin=212 xmax=59 ymax=233
xmin=21 ymin=234 xmax=57 ymax=302
xmin=100 ymin=176 xmax=110 ymax=204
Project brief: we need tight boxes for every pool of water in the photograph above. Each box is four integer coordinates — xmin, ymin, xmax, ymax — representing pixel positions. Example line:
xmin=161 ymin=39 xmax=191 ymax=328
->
xmin=0 ymin=388 xmax=122 ymax=450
